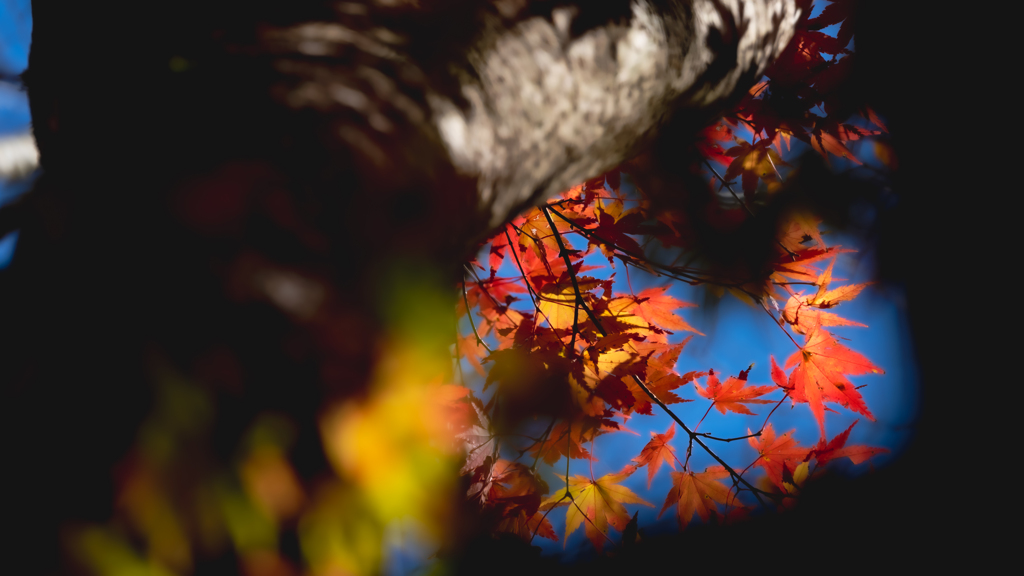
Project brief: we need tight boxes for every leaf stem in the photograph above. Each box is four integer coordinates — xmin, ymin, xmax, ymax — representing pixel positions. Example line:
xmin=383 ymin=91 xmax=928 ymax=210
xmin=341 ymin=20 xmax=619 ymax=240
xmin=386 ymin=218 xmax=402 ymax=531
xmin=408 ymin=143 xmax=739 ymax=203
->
xmin=694 ymin=402 xmax=715 ymax=432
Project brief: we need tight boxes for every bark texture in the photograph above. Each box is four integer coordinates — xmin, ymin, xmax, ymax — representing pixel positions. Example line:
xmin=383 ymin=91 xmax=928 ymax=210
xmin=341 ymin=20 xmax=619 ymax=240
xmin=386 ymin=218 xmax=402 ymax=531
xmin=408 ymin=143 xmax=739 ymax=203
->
xmin=430 ymin=0 xmax=800 ymax=226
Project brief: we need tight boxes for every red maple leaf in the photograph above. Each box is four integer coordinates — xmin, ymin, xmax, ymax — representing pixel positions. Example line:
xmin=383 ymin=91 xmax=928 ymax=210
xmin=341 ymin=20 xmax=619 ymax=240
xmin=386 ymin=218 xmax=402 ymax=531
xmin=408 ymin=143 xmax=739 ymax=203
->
xmin=693 ymin=369 xmax=776 ymax=415
xmin=632 ymin=423 xmax=678 ymax=488
xmin=487 ymin=225 xmax=512 ymax=277
xmin=697 ymin=121 xmax=736 ymax=168
xmin=785 ymin=327 xmax=883 ymax=438
xmin=804 ymin=0 xmax=855 ymax=48
xmin=809 ymin=420 xmax=889 ymax=466
xmin=586 ymin=207 xmax=646 ymax=260
xmin=769 ymin=355 xmax=791 ymax=390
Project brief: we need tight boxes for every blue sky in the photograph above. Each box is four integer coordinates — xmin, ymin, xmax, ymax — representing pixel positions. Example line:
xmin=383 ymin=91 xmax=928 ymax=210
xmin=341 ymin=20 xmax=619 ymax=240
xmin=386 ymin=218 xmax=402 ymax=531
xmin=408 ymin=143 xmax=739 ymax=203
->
xmin=0 ymin=0 xmax=33 ymax=268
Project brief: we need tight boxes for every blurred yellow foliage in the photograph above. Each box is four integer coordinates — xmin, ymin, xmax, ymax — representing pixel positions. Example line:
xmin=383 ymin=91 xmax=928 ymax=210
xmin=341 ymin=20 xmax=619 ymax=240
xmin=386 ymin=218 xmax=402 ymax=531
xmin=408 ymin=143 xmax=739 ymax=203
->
xmin=67 ymin=293 xmax=466 ymax=576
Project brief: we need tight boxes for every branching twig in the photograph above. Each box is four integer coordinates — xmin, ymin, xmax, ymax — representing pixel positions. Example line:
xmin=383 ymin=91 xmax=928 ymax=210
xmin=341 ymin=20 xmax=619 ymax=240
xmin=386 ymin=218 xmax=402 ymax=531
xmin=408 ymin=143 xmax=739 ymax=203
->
xmin=540 ymin=204 xmax=765 ymax=502
xmin=547 ymin=206 xmax=770 ymax=296
xmin=504 ymin=227 xmax=542 ymax=310
xmin=704 ymin=160 xmax=757 ymax=218
xmin=703 ymin=160 xmax=797 ymax=261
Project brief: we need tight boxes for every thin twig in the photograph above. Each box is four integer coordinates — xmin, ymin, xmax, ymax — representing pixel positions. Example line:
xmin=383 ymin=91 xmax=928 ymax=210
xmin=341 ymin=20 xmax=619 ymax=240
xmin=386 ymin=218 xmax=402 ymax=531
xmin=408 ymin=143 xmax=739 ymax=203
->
xmin=504 ymin=227 xmax=541 ymax=310
xmin=541 ymin=206 xmax=767 ymax=507
xmin=529 ymin=499 xmax=562 ymax=543
xmin=546 ymin=206 xmax=716 ymax=286
xmin=464 ymin=263 xmax=549 ymax=344
xmin=695 ymin=431 xmax=761 ymax=443
xmin=570 ymin=497 xmax=616 ymax=547
xmin=547 ymin=205 xmax=768 ymax=294
xmin=759 ymin=394 xmax=790 ymax=431
xmin=758 ymin=298 xmax=803 ymax=350
xmin=529 ymin=417 xmax=557 ymax=471
xmin=703 ymin=160 xmax=797 ymax=261
xmin=704 ymin=160 xmax=756 ymax=218
xmin=461 ymin=278 xmax=493 ymax=353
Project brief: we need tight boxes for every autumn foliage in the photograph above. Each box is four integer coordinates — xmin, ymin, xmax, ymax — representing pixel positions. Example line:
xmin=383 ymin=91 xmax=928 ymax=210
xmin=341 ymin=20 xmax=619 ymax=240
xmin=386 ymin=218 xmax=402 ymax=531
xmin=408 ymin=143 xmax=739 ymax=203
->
xmin=450 ymin=178 xmax=889 ymax=550
xmin=447 ymin=1 xmax=892 ymax=552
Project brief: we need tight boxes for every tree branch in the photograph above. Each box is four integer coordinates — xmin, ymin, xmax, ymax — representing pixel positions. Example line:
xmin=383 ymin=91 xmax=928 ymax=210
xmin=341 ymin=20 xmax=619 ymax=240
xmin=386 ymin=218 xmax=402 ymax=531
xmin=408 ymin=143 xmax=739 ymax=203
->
xmin=541 ymin=206 xmax=766 ymax=507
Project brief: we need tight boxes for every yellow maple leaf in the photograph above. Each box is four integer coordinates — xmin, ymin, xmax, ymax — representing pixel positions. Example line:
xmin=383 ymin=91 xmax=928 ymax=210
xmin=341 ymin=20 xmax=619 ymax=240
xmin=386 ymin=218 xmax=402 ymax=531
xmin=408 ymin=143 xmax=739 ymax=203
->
xmin=540 ymin=465 xmax=652 ymax=551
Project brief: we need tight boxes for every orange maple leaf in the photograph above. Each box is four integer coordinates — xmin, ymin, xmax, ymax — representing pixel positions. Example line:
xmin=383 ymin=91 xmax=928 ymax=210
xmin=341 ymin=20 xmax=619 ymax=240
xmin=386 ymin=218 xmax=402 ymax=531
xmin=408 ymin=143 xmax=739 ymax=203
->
xmin=540 ymin=465 xmax=653 ymax=552
xmin=658 ymin=466 xmax=739 ymax=528
xmin=618 ymin=286 xmax=703 ymax=336
xmin=785 ymin=327 xmax=883 ymax=438
xmin=693 ymin=369 xmax=775 ymax=415
xmin=807 ymin=258 xmax=870 ymax=309
xmin=632 ymin=423 xmax=678 ymax=488
xmin=457 ymin=333 xmax=488 ymax=377
xmin=777 ymin=212 xmax=825 ymax=253
xmin=782 ymin=293 xmax=866 ymax=335
xmin=747 ymin=424 xmax=808 ymax=490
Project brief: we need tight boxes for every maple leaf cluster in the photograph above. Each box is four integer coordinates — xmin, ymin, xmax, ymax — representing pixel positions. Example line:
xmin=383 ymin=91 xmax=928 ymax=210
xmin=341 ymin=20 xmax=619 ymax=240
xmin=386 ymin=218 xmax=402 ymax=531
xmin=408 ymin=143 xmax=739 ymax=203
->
xmin=446 ymin=2 xmax=894 ymax=552
xmin=450 ymin=176 xmax=886 ymax=547
xmin=699 ymin=0 xmax=888 ymax=203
